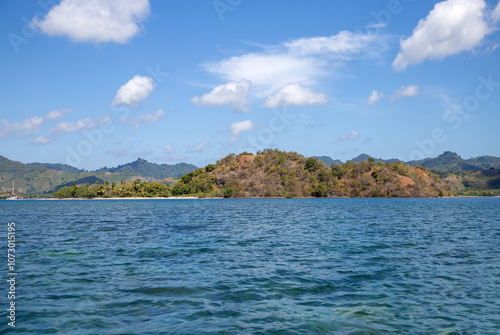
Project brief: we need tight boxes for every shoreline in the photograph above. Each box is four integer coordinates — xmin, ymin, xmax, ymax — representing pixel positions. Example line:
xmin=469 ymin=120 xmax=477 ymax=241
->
xmin=5 ymin=195 xmax=500 ymax=200
xmin=31 ymin=196 xmax=201 ymax=200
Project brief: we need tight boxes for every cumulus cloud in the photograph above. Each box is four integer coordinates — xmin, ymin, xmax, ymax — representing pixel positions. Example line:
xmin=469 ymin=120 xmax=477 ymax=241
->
xmin=393 ymin=0 xmax=492 ymax=71
xmin=31 ymin=0 xmax=150 ymax=44
xmin=31 ymin=135 xmax=53 ymax=145
xmin=204 ymin=31 xmax=386 ymax=97
xmin=206 ymin=54 xmax=323 ymax=97
xmin=390 ymin=85 xmax=420 ymax=101
xmin=45 ymin=109 xmax=71 ymax=120
xmin=121 ymin=109 xmax=164 ymax=129
xmin=494 ymin=1 xmax=500 ymax=23
xmin=263 ymin=83 xmax=327 ymax=108
xmin=0 ymin=116 xmax=44 ymax=138
xmin=338 ymin=130 xmax=359 ymax=143
xmin=230 ymin=120 xmax=254 ymax=136
xmin=50 ymin=118 xmax=94 ymax=135
xmin=366 ymin=90 xmax=384 ymax=106
xmin=112 ymin=75 xmax=154 ymax=107
xmin=164 ymin=144 xmax=174 ymax=153
xmin=192 ymin=80 xmax=251 ymax=112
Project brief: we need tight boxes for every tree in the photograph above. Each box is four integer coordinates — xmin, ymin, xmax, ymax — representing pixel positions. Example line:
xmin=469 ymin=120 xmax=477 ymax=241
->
xmin=305 ymin=157 xmax=319 ymax=172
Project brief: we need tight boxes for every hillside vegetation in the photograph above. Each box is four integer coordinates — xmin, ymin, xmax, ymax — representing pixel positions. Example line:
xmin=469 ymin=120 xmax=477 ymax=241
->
xmin=318 ymin=151 xmax=500 ymax=171
xmin=172 ymin=149 xmax=452 ymax=198
xmin=94 ymin=158 xmax=196 ymax=179
xmin=54 ymin=180 xmax=171 ymax=198
xmin=0 ymin=155 xmax=196 ymax=197
xmin=437 ymin=169 xmax=500 ymax=196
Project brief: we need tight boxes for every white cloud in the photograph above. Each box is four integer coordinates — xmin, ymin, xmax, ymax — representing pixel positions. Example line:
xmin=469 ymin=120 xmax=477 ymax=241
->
xmin=164 ymin=144 xmax=174 ymax=153
xmin=494 ymin=1 xmax=500 ymax=23
xmin=205 ymin=53 xmax=324 ymax=97
xmin=31 ymin=135 xmax=53 ymax=145
xmin=194 ymin=141 xmax=208 ymax=153
xmin=31 ymin=0 xmax=150 ymax=44
xmin=263 ymin=83 xmax=327 ymax=108
xmin=50 ymin=118 xmax=94 ymax=135
xmin=366 ymin=90 xmax=384 ymax=106
xmin=204 ymin=31 xmax=386 ymax=97
xmin=390 ymin=85 xmax=420 ymax=101
xmin=338 ymin=130 xmax=359 ymax=143
xmin=0 ymin=116 xmax=44 ymax=138
xmin=121 ymin=109 xmax=165 ymax=129
xmin=230 ymin=120 xmax=254 ymax=136
xmin=285 ymin=31 xmax=385 ymax=59
xmin=112 ymin=75 xmax=154 ymax=107
xmin=45 ymin=109 xmax=71 ymax=120
xmin=393 ymin=0 xmax=491 ymax=71
xmin=191 ymin=80 xmax=252 ymax=112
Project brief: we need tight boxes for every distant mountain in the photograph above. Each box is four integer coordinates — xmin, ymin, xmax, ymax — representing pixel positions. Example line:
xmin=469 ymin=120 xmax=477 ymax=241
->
xmin=96 ymin=158 xmax=197 ymax=179
xmin=320 ymin=151 xmax=500 ymax=171
xmin=466 ymin=155 xmax=500 ymax=170
xmin=0 ymin=155 xmax=197 ymax=197
xmin=314 ymin=156 xmax=343 ymax=166
xmin=348 ymin=154 xmax=399 ymax=164
xmin=27 ymin=162 xmax=85 ymax=174
xmin=406 ymin=151 xmax=482 ymax=172
xmin=50 ymin=176 xmax=105 ymax=192
xmin=0 ymin=155 xmax=75 ymax=196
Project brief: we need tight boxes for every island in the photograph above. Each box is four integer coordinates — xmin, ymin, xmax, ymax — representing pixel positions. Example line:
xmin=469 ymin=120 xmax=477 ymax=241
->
xmin=52 ymin=150 xmax=452 ymax=199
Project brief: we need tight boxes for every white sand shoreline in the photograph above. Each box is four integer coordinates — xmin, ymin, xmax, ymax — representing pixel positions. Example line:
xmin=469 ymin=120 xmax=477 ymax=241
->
xmin=31 ymin=196 xmax=203 ymax=200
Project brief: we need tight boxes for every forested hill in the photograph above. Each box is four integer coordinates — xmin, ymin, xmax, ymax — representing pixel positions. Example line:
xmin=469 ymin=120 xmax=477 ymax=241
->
xmin=316 ymin=151 xmax=500 ymax=171
xmin=95 ymin=158 xmax=197 ymax=179
xmin=0 ymin=155 xmax=197 ymax=197
xmin=172 ymin=150 xmax=453 ymax=198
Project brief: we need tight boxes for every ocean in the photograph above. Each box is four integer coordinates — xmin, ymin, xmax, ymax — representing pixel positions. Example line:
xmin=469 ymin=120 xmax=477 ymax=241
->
xmin=1 ymin=198 xmax=499 ymax=334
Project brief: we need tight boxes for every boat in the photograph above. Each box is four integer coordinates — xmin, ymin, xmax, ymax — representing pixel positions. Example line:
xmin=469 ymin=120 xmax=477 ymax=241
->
xmin=6 ymin=181 xmax=23 ymax=200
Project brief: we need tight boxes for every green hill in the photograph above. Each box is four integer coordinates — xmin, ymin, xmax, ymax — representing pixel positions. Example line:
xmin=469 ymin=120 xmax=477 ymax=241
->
xmin=466 ymin=156 xmax=500 ymax=170
xmin=0 ymin=156 xmax=76 ymax=196
xmin=96 ymin=158 xmax=197 ymax=179
xmin=171 ymin=149 xmax=452 ymax=198
xmin=27 ymin=162 xmax=85 ymax=173
xmin=314 ymin=156 xmax=342 ymax=166
xmin=407 ymin=151 xmax=481 ymax=171
xmin=348 ymin=153 xmax=399 ymax=164
xmin=437 ymin=169 xmax=500 ymax=196
xmin=0 ymin=155 xmax=197 ymax=197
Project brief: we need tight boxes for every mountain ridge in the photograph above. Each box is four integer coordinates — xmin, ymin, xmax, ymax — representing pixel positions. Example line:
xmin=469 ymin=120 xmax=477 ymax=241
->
xmin=0 ymin=155 xmax=197 ymax=196
xmin=316 ymin=151 xmax=500 ymax=172
xmin=2 ymin=151 xmax=500 ymax=197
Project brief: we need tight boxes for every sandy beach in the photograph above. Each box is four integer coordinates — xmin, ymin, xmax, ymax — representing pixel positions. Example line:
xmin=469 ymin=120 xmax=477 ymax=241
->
xmin=33 ymin=196 xmax=201 ymax=200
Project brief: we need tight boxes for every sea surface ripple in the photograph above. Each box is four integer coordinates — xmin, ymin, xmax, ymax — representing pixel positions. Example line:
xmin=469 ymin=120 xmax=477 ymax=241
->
xmin=1 ymin=198 xmax=499 ymax=334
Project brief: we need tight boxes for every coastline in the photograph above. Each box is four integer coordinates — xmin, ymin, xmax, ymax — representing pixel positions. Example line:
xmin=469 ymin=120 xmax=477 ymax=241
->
xmin=32 ymin=196 xmax=201 ymax=200
xmin=5 ymin=195 xmax=500 ymax=200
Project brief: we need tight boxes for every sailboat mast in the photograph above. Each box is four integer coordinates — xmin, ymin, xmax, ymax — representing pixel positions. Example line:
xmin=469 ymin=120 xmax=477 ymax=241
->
xmin=12 ymin=180 xmax=14 ymax=196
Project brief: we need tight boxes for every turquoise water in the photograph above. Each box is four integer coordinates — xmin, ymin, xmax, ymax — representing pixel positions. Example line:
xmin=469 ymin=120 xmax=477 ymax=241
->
xmin=1 ymin=198 xmax=499 ymax=334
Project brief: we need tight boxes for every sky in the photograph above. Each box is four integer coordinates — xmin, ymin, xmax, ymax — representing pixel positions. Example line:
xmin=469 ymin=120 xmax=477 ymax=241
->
xmin=1 ymin=0 xmax=500 ymax=170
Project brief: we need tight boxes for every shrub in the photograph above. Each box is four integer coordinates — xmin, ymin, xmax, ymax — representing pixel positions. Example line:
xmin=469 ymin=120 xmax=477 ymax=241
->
xmin=223 ymin=187 xmax=233 ymax=198
xmin=305 ymin=157 xmax=319 ymax=171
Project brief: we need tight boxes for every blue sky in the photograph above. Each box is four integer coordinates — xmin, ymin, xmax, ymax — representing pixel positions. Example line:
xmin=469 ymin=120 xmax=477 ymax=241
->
xmin=1 ymin=0 xmax=500 ymax=170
